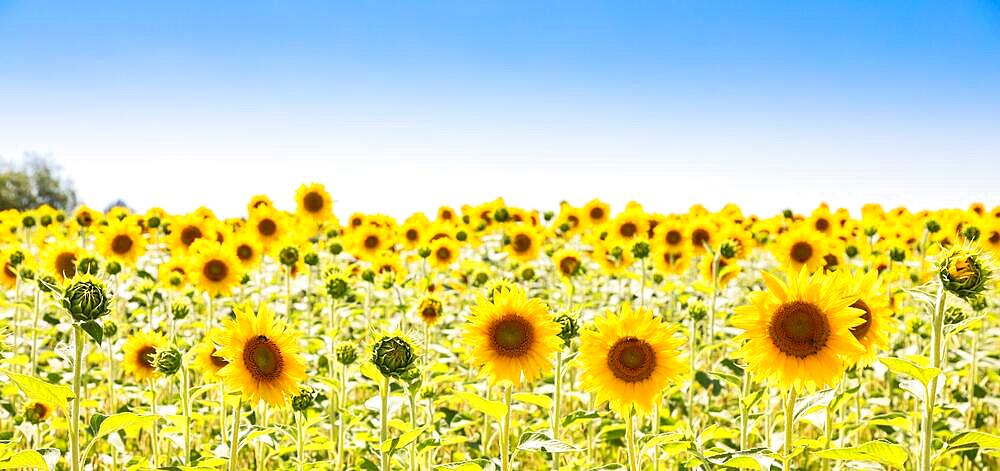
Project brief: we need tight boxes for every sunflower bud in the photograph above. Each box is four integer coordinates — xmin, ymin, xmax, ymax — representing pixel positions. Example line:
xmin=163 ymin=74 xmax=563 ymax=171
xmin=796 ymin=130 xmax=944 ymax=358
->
xmin=631 ymin=241 xmax=650 ymax=259
xmin=610 ymin=246 xmax=623 ymax=260
xmin=62 ymin=278 xmax=111 ymax=322
xmin=962 ymin=226 xmax=981 ymax=242
xmin=689 ymin=301 xmax=708 ymax=321
xmin=938 ymin=246 xmax=992 ymax=301
xmin=543 ymin=211 xmax=554 ymax=221
xmin=969 ymin=296 xmax=988 ymax=312
xmin=40 ymin=215 xmax=52 ymax=226
xmin=845 ymin=245 xmax=859 ymax=259
xmin=291 ymin=387 xmax=315 ymax=412
xmin=328 ymin=242 xmax=343 ymax=256
xmin=418 ymin=247 xmax=432 ymax=259
xmin=493 ymin=208 xmax=510 ymax=223
xmin=652 ymin=273 xmax=664 ymax=284
xmin=555 ymin=313 xmax=579 ymax=347
xmin=8 ymin=250 xmax=24 ymax=267
xmin=77 ymin=257 xmax=100 ymax=276
xmin=279 ymin=246 xmax=299 ymax=267
xmin=147 ymin=216 xmax=161 ymax=229
xmin=456 ymin=230 xmax=468 ymax=242
xmin=326 ymin=276 xmax=349 ymax=299
xmin=782 ymin=209 xmax=794 ymax=219
xmin=889 ymin=247 xmax=906 ymax=263
xmin=718 ymin=241 xmax=737 ymax=259
xmin=172 ymin=302 xmax=190 ymax=320
xmin=925 ymin=220 xmax=940 ymax=234
xmin=519 ymin=266 xmax=535 ymax=282
xmin=944 ymin=306 xmax=967 ymax=325
xmin=361 ymin=269 xmax=375 ymax=283
xmin=22 ymin=215 xmax=36 ymax=228
xmin=38 ymin=275 xmax=58 ymax=293
xmin=863 ymin=226 xmax=878 ymax=238
xmin=336 ymin=342 xmax=358 ymax=366
xmin=371 ymin=335 xmax=417 ymax=378
xmin=303 ymin=252 xmax=320 ymax=266
xmin=472 ymin=272 xmax=489 ymax=287
xmin=154 ymin=348 xmax=183 ymax=376
xmin=103 ymin=320 xmax=118 ymax=339
xmin=18 ymin=268 xmax=34 ymax=281
xmin=105 ymin=261 xmax=122 ymax=276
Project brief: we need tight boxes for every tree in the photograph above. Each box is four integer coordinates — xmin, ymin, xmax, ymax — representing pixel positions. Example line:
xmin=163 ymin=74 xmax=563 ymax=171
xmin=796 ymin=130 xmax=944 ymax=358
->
xmin=0 ymin=153 xmax=79 ymax=211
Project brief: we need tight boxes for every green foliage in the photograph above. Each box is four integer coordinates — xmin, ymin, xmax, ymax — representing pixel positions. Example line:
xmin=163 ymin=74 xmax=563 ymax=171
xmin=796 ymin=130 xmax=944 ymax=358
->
xmin=0 ymin=153 xmax=77 ymax=211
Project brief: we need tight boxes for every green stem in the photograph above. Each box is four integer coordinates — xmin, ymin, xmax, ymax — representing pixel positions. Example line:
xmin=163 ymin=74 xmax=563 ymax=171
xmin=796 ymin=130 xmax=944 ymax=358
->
xmin=552 ymin=351 xmax=563 ymax=471
xmin=625 ymin=409 xmax=638 ymax=471
xmin=921 ymin=284 xmax=946 ymax=471
xmin=70 ymin=325 xmax=84 ymax=471
xmin=181 ymin=367 xmax=191 ymax=465
xmin=30 ymin=288 xmax=41 ymax=374
xmin=297 ymin=410 xmax=305 ymax=471
xmin=784 ymin=387 xmax=797 ymax=471
xmin=227 ymin=398 xmax=242 ymax=471
xmin=501 ymin=385 xmax=513 ymax=471
xmin=150 ymin=379 xmax=159 ymax=467
xmin=337 ymin=362 xmax=347 ymax=471
xmin=380 ymin=376 xmax=391 ymax=471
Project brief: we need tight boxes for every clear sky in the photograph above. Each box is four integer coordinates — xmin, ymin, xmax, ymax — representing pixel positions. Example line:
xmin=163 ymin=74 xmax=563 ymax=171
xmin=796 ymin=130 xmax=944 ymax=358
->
xmin=2 ymin=1 xmax=999 ymax=218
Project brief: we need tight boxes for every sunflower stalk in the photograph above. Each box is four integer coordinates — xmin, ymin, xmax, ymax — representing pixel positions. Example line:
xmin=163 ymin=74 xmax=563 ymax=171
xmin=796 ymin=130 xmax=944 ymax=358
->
xmin=625 ymin=408 xmax=639 ymax=471
xmin=783 ymin=387 xmax=797 ymax=471
xmin=500 ymin=385 xmax=513 ymax=471
xmin=379 ymin=376 xmax=391 ymax=471
xmin=227 ymin=398 xmax=243 ymax=471
xmin=69 ymin=324 xmax=85 ymax=471
xmin=921 ymin=283 xmax=947 ymax=471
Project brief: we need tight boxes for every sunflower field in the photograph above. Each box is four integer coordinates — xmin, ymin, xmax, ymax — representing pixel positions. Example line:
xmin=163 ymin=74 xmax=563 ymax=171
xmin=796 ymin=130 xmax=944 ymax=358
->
xmin=0 ymin=185 xmax=997 ymax=471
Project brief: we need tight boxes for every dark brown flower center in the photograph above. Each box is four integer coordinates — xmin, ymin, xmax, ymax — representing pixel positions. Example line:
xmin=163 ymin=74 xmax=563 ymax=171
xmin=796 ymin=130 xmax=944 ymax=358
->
xmin=257 ymin=219 xmax=277 ymax=237
xmin=607 ymin=336 xmax=656 ymax=383
xmin=406 ymin=229 xmax=419 ymax=242
xmin=512 ymin=233 xmax=532 ymax=253
xmin=768 ymin=301 xmax=830 ymax=358
xmin=435 ymin=246 xmax=452 ymax=262
xmin=302 ymin=191 xmax=324 ymax=213
xmin=138 ymin=346 xmax=157 ymax=369
xmin=203 ymin=259 xmax=229 ymax=282
xmin=180 ymin=226 xmax=202 ymax=246
xmin=243 ymin=335 xmax=284 ymax=380
xmin=692 ymin=228 xmax=710 ymax=248
xmin=236 ymin=244 xmax=254 ymax=261
xmin=441 ymin=210 xmax=454 ymax=220
xmin=488 ymin=315 xmax=534 ymax=358
xmin=3 ymin=262 xmax=16 ymax=279
xmin=990 ymin=231 xmax=1000 ymax=245
xmin=666 ymin=230 xmax=682 ymax=245
xmin=364 ymin=235 xmax=380 ymax=249
xmin=56 ymin=252 xmax=77 ymax=278
xmin=790 ymin=241 xmax=814 ymax=263
xmin=849 ymin=299 xmax=872 ymax=341
xmin=559 ymin=256 xmax=579 ymax=276
xmin=589 ymin=207 xmax=605 ymax=220
xmin=815 ymin=218 xmax=830 ymax=232
xmin=619 ymin=222 xmax=638 ymax=238
xmin=111 ymin=234 xmax=134 ymax=254
xmin=421 ymin=306 xmax=440 ymax=322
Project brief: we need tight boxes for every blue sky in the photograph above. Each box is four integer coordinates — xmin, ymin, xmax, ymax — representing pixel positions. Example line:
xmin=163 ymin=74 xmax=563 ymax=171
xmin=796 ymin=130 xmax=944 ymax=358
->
xmin=1 ymin=1 xmax=998 ymax=217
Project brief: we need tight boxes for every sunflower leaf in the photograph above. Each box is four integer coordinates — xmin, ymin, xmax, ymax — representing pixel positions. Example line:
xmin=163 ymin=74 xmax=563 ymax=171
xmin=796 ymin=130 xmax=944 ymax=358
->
xmin=815 ymin=439 xmax=908 ymax=468
xmin=3 ymin=370 xmax=74 ymax=411
xmin=516 ymin=431 xmax=581 ymax=453
xmin=878 ymin=356 xmax=940 ymax=386
xmin=0 ymin=449 xmax=49 ymax=470
xmin=454 ymin=392 xmax=507 ymax=421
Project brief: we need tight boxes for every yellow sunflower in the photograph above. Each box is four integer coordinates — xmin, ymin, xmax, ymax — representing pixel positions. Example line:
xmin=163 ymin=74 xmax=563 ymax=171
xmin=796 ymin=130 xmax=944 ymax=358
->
xmin=652 ymin=218 xmax=687 ymax=254
xmin=687 ymin=217 xmax=719 ymax=255
xmin=504 ymin=224 xmax=542 ymax=262
xmin=349 ymin=223 xmax=391 ymax=261
xmin=607 ymin=210 xmax=648 ymax=244
xmin=399 ymin=214 xmax=430 ymax=250
xmin=583 ymin=199 xmax=611 ymax=227
xmin=247 ymin=207 xmax=289 ymax=254
xmin=192 ymin=330 xmax=230 ymax=382
xmin=0 ymin=247 xmax=31 ymax=290
xmin=462 ymin=286 xmax=562 ymax=386
xmin=247 ymin=194 xmax=273 ymax=213
xmin=122 ymin=330 xmax=169 ymax=382
xmin=651 ymin=245 xmax=692 ymax=276
xmin=41 ymin=238 xmax=82 ymax=281
xmin=168 ymin=214 xmax=218 ymax=254
xmin=188 ymin=241 xmax=243 ymax=297
xmin=577 ymin=303 xmax=687 ymax=414
xmin=699 ymin=253 xmax=741 ymax=286
xmin=551 ymin=248 xmax=584 ymax=278
xmin=773 ymin=226 xmax=830 ymax=273
xmin=229 ymin=230 xmax=264 ymax=270
xmin=95 ymin=216 xmax=147 ymax=265
xmin=215 ymin=302 xmax=307 ymax=405
xmin=836 ymin=270 xmax=894 ymax=368
xmin=731 ymin=268 xmax=865 ymax=390
xmin=428 ymin=237 xmax=460 ymax=269
xmin=295 ymin=182 xmax=334 ymax=224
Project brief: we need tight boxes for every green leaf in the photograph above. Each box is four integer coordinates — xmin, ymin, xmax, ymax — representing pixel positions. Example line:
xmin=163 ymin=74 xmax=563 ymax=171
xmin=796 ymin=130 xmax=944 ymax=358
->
xmin=360 ymin=362 xmax=385 ymax=384
xmin=433 ymin=459 xmax=492 ymax=470
xmin=793 ymin=388 xmax=836 ymax=422
xmin=3 ymin=370 xmax=74 ymax=411
xmin=705 ymin=448 xmax=777 ymax=470
xmin=94 ymin=412 xmax=159 ymax=439
xmin=80 ymin=320 xmax=103 ymax=343
xmin=516 ymin=432 xmax=581 ymax=453
xmin=942 ymin=431 xmax=1000 ymax=455
xmin=0 ymin=449 xmax=48 ymax=469
xmin=707 ymin=371 xmax=743 ymax=390
xmin=878 ymin=356 xmax=940 ymax=386
xmin=815 ymin=440 xmax=908 ymax=468
xmin=454 ymin=392 xmax=506 ymax=421
xmin=562 ymin=409 xmax=600 ymax=428
xmin=381 ymin=426 xmax=427 ymax=454
xmin=512 ymin=392 xmax=551 ymax=410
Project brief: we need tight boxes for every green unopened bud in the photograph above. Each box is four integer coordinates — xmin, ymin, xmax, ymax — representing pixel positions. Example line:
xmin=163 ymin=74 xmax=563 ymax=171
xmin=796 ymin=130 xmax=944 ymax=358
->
xmin=106 ymin=261 xmax=122 ymax=276
xmin=22 ymin=216 xmax=36 ymax=228
xmin=172 ymin=302 xmax=190 ymax=320
xmin=519 ymin=267 xmax=535 ymax=281
xmin=303 ymin=252 xmax=319 ymax=266
xmin=38 ymin=275 xmax=58 ymax=293
xmin=62 ymin=278 xmax=111 ymax=322
xmin=652 ymin=273 xmax=664 ymax=284
xmin=944 ymin=306 xmax=967 ymax=325
xmin=718 ymin=241 xmax=737 ymax=259
xmin=889 ymin=247 xmax=906 ymax=263
xmin=555 ymin=314 xmax=579 ymax=347
xmin=782 ymin=209 xmax=794 ymax=219
xmin=279 ymin=246 xmax=299 ymax=267
xmin=418 ymin=247 xmax=432 ymax=258
xmin=40 ymin=215 xmax=52 ymax=226
xmin=493 ymin=208 xmax=510 ymax=223
xmin=472 ymin=272 xmax=489 ymax=287
xmin=925 ymin=220 xmax=940 ymax=234
xmin=18 ymin=268 xmax=34 ymax=281
xmin=326 ymin=276 xmax=349 ymax=299
xmin=962 ymin=226 xmax=980 ymax=242
xmin=291 ymin=387 xmax=315 ymax=412
xmin=456 ymin=231 xmax=468 ymax=242
xmin=543 ymin=211 xmax=554 ymax=221
xmin=371 ymin=335 xmax=417 ymax=378
xmin=558 ymin=223 xmax=571 ymax=233
xmin=147 ymin=216 xmax=161 ymax=229
xmin=938 ymin=246 xmax=992 ymax=301
xmin=845 ymin=245 xmax=859 ymax=259
xmin=689 ymin=301 xmax=708 ymax=322
xmin=103 ymin=321 xmax=118 ymax=339
xmin=326 ymin=229 xmax=340 ymax=238
xmin=328 ymin=242 xmax=343 ymax=256
xmin=336 ymin=342 xmax=358 ymax=366
xmin=154 ymin=348 xmax=182 ymax=375
xmin=8 ymin=250 xmax=24 ymax=267
xmin=78 ymin=257 xmax=100 ymax=276
xmin=863 ymin=226 xmax=878 ymax=237
xmin=631 ymin=241 xmax=650 ymax=259
xmin=610 ymin=246 xmax=623 ymax=260
xmin=968 ymin=296 xmax=988 ymax=312
xmin=361 ymin=269 xmax=375 ymax=283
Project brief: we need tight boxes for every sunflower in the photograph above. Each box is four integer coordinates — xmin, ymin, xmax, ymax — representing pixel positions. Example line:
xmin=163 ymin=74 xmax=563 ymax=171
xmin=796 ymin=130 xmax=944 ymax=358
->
xmin=731 ymin=268 xmax=865 ymax=390
xmin=773 ymin=226 xmax=829 ymax=273
xmin=699 ymin=253 xmax=741 ymax=286
xmin=158 ymin=258 xmax=190 ymax=291
xmin=687 ymin=217 xmax=718 ymax=255
xmin=589 ymin=238 xmax=634 ymax=276
xmin=428 ymin=237 xmax=460 ymax=269
xmin=437 ymin=206 xmax=458 ymax=224
xmin=295 ymin=182 xmax=334 ymax=224
xmin=583 ymin=199 xmax=611 ymax=228
xmin=371 ymin=251 xmax=407 ymax=284
xmin=578 ymin=303 xmax=687 ymax=414
xmin=417 ymin=296 xmax=444 ymax=326
xmin=215 ymin=302 xmax=307 ymax=405
xmin=462 ymin=286 xmax=562 ymax=386
xmin=652 ymin=218 xmax=687 ymax=253
xmin=122 ymin=330 xmax=169 ymax=382
xmin=607 ymin=210 xmax=648 ymax=244
xmin=41 ymin=238 xmax=82 ymax=281
xmin=247 ymin=207 xmax=288 ymax=254
xmin=553 ymin=204 xmax=583 ymax=237
xmin=189 ymin=241 xmax=243 ymax=297
xmin=228 ymin=230 xmax=264 ymax=270
xmin=652 ymin=245 xmax=692 ymax=276
xmin=807 ymin=206 xmax=836 ymax=235
xmin=836 ymin=270 xmax=894 ymax=368
xmin=551 ymin=248 xmax=584 ymax=278
xmin=168 ymin=214 xmax=217 ymax=254
xmin=73 ymin=205 xmax=99 ymax=229
xmin=399 ymin=214 xmax=430 ymax=250
xmin=349 ymin=223 xmax=391 ymax=261
xmin=24 ymin=401 xmax=54 ymax=423
xmin=95 ymin=216 xmax=147 ymax=265
xmin=192 ymin=330 xmax=230 ymax=382
xmin=0 ymin=247 xmax=31 ymax=290
xmin=504 ymin=224 xmax=542 ymax=262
